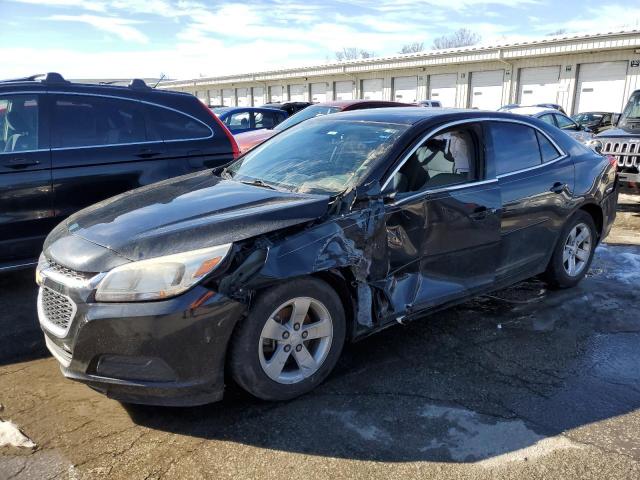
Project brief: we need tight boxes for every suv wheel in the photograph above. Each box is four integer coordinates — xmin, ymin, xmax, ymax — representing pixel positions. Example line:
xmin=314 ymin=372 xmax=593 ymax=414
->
xmin=543 ymin=210 xmax=597 ymax=288
xmin=229 ymin=277 xmax=346 ymax=401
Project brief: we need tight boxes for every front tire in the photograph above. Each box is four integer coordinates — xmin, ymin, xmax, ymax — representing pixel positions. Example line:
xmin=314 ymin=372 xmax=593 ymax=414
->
xmin=228 ymin=277 xmax=346 ymax=401
xmin=542 ymin=210 xmax=597 ymax=288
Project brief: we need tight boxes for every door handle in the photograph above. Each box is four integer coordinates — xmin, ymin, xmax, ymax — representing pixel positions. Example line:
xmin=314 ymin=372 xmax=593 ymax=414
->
xmin=550 ymin=182 xmax=567 ymax=194
xmin=2 ymin=158 xmax=40 ymax=169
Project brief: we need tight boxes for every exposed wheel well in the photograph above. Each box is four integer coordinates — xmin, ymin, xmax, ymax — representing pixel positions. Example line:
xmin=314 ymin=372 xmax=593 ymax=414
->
xmin=579 ymin=203 xmax=603 ymax=239
xmin=311 ymin=270 xmax=356 ymax=341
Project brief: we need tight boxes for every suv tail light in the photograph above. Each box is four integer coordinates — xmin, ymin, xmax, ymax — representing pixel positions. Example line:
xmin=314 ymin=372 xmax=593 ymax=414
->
xmin=200 ymin=103 xmax=240 ymax=159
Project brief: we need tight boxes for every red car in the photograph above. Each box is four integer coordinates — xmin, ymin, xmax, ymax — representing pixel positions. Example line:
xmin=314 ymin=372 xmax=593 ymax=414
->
xmin=235 ymin=100 xmax=412 ymax=153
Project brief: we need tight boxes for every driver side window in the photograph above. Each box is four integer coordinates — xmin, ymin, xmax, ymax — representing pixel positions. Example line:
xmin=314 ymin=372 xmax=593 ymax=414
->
xmin=392 ymin=124 xmax=481 ymax=194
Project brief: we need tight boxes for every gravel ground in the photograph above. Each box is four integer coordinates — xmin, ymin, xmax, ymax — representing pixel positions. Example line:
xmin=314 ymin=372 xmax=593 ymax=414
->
xmin=0 ymin=193 xmax=638 ymax=480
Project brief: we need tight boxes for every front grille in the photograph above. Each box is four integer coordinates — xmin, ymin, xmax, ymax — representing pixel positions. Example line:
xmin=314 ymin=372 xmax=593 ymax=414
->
xmin=46 ymin=259 xmax=93 ymax=282
xmin=39 ymin=287 xmax=76 ymax=336
xmin=601 ymin=140 xmax=640 ymax=171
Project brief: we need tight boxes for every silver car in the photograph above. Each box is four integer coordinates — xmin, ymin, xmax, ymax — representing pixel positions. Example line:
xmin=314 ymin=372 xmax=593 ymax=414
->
xmin=509 ymin=106 xmax=594 ymax=144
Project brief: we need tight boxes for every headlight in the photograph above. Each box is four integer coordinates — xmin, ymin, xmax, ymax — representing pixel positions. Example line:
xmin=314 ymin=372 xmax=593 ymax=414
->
xmin=586 ymin=139 xmax=603 ymax=153
xmin=95 ymin=243 xmax=232 ymax=302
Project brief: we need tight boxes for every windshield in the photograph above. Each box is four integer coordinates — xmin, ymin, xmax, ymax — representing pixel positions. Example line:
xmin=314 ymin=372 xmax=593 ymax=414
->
xmin=274 ymin=105 xmax=341 ymax=132
xmin=621 ymin=92 xmax=640 ymax=121
xmin=226 ymin=119 xmax=408 ymax=194
xmin=573 ymin=113 xmax=603 ymax=123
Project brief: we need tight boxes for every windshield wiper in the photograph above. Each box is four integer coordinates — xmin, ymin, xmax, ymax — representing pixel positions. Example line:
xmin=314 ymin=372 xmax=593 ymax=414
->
xmin=239 ymin=179 xmax=278 ymax=190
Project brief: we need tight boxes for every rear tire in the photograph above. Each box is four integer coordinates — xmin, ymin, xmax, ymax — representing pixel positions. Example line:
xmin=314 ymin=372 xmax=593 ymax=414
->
xmin=228 ymin=277 xmax=346 ymax=401
xmin=542 ymin=210 xmax=596 ymax=289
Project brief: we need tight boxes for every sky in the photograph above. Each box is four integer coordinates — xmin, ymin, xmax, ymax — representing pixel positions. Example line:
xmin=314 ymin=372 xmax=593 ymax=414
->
xmin=2 ymin=0 xmax=640 ymax=80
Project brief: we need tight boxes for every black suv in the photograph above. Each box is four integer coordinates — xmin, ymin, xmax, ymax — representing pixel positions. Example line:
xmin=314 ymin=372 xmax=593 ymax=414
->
xmin=0 ymin=73 xmax=239 ymax=271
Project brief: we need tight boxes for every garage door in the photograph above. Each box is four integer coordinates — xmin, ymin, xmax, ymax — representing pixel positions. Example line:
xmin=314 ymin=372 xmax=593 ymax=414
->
xmin=362 ymin=79 xmax=383 ymax=100
xmin=575 ymin=61 xmax=628 ymax=114
xmin=269 ymin=85 xmax=283 ymax=103
xmin=209 ymin=90 xmax=221 ymax=106
xmin=311 ymin=83 xmax=328 ymax=103
xmin=518 ymin=66 xmax=560 ymax=106
xmin=470 ymin=70 xmax=504 ymax=110
xmin=289 ymin=84 xmax=306 ymax=101
xmin=429 ymin=74 xmax=457 ymax=107
xmin=335 ymin=81 xmax=354 ymax=100
xmin=252 ymin=87 xmax=264 ymax=106
xmin=222 ymin=89 xmax=234 ymax=106
xmin=393 ymin=76 xmax=418 ymax=103
xmin=236 ymin=88 xmax=250 ymax=107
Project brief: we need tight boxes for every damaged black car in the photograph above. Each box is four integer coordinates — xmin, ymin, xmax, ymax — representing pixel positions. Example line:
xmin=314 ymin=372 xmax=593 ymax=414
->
xmin=36 ymin=108 xmax=618 ymax=406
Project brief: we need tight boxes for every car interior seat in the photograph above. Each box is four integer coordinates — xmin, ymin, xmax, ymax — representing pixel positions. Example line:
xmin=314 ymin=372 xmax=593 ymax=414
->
xmin=4 ymin=109 xmax=34 ymax=152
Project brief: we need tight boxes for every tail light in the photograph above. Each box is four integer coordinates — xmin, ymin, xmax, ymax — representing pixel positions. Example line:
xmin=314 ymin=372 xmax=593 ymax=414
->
xmin=200 ymin=103 xmax=240 ymax=159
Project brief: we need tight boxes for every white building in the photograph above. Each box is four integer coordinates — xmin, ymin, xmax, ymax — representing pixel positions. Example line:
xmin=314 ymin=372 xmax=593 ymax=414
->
xmin=160 ymin=30 xmax=640 ymax=115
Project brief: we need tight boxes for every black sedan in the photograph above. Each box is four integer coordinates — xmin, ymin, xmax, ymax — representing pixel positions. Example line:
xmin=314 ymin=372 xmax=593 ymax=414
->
xmin=36 ymin=108 xmax=618 ymax=406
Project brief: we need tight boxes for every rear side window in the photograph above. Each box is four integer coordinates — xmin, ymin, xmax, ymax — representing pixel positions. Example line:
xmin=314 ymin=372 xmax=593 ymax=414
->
xmin=255 ymin=112 xmax=276 ymax=129
xmin=536 ymin=131 xmax=561 ymax=162
xmin=554 ymin=114 xmax=576 ymax=130
xmin=489 ymin=122 xmax=541 ymax=175
xmin=225 ymin=111 xmax=251 ymax=131
xmin=539 ymin=114 xmax=555 ymax=126
xmin=0 ymin=94 xmax=39 ymax=152
xmin=145 ymin=104 xmax=212 ymax=141
xmin=52 ymin=95 xmax=146 ymax=148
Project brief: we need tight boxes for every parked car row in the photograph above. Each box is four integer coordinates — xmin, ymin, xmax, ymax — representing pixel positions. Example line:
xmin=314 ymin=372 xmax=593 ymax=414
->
xmin=0 ymin=73 xmax=620 ymax=407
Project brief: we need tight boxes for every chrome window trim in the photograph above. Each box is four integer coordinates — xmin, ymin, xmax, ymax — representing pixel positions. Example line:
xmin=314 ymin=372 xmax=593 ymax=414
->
xmin=0 ymin=90 xmax=214 ymax=155
xmin=391 ymin=178 xmax=499 ymax=207
xmin=381 ymin=117 xmax=569 ymax=191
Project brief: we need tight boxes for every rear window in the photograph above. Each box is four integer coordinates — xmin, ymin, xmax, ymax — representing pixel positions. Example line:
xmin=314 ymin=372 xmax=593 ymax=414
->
xmin=145 ymin=105 xmax=212 ymax=141
xmin=489 ymin=122 xmax=542 ymax=175
xmin=52 ymin=95 xmax=146 ymax=148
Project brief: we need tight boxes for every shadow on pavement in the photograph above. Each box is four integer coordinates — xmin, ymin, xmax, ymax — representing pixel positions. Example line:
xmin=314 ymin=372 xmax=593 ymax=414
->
xmin=125 ymin=246 xmax=640 ymax=463
xmin=0 ymin=269 xmax=48 ymax=365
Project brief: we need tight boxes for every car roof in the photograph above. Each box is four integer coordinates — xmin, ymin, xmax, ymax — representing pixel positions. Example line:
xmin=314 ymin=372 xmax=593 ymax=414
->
xmin=508 ymin=106 xmax=557 ymax=116
xmin=314 ymin=99 xmax=409 ymax=109
xmin=312 ymin=107 xmax=531 ymax=125
xmin=215 ymin=106 xmax=284 ymax=113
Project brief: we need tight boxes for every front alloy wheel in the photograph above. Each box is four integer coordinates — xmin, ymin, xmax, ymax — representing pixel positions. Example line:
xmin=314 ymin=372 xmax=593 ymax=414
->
xmin=229 ymin=278 xmax=345 ymax=401
xmin=259 ymin=297 xmax=333 ymax=384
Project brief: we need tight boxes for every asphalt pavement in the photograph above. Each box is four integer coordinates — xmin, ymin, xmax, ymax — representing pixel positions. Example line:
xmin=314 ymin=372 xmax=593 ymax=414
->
xmin=0 ymin=194 xmax=639 ymax=479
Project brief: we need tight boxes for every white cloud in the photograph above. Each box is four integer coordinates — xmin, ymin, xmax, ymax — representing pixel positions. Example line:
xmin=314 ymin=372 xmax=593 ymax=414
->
xmin=47 ymin=14 xmax=149 ymax=44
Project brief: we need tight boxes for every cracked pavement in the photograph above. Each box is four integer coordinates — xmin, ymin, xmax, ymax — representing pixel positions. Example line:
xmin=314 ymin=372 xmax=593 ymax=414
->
xmin=0 ymin=194 xmax=639 ymax=479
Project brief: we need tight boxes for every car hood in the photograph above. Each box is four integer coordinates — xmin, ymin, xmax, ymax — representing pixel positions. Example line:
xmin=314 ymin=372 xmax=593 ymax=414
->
xmin=44 ymin=170 xmax=330 ymax=272
xmin=596 ymin=126 xmax=640 ymax=138
xmin=235 ymin=129 xmax=277 ymax=153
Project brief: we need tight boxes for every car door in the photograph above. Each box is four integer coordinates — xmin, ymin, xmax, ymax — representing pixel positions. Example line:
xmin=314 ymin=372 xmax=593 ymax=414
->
xmin=0 ymin=93 xmax=53 ymax=265
xmin=50 ymin=93 xmax=168 ymax=224
xmin=382 ymin=121 xmax=501 ymax=317
xmin=487 ymin=120 xmax=574 ymax=282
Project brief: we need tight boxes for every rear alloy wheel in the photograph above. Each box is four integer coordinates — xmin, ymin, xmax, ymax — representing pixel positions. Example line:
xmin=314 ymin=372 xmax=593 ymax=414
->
xmin=229 ymin=278 xmax=345 ymax=401
xmin=543 ymin=210 xmax=597 ymax=288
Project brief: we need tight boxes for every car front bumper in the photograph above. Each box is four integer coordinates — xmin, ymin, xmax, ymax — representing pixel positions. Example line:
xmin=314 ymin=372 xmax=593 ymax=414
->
xmin=38 ymin=270 xmax=247 ymax=406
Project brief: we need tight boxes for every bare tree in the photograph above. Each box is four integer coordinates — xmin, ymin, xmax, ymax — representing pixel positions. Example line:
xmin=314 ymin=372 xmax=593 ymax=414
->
xmin=399 ymin=42 xmax=425 ymax=54
xmin=335 ymin=47 xmax=376 ymax=61
xmin=546 ymin=28 xmax=568 ymax=36
xmin=432 ymin=29 xmax=481 ymax=50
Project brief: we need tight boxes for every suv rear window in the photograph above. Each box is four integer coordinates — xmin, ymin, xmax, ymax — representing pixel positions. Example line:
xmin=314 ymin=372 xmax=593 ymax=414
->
xmin=145 ymin=105 xmax=212 ymax=141
xmin=52 ymin=95 xmax=147 ymax=148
